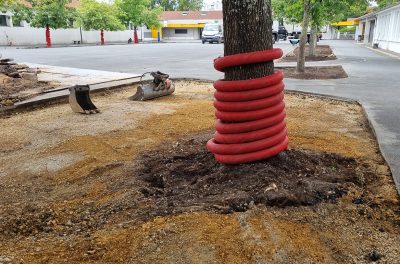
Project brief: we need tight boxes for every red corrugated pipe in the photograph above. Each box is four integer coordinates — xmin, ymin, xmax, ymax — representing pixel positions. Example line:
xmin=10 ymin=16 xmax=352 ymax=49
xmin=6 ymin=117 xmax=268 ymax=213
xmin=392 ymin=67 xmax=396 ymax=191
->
xmin=207 ymin=48 xmax=289 ymax=164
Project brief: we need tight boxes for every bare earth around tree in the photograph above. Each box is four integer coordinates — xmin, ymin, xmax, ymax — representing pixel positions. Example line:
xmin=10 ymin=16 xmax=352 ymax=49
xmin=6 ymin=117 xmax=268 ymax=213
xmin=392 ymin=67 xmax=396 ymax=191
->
xmin=280 ymin=45 xmax=337 ymax=62
xmin=0 ymin=81 xmax=399 ymax=263
xmin=277 ymin=65 xmax=348 ymax=80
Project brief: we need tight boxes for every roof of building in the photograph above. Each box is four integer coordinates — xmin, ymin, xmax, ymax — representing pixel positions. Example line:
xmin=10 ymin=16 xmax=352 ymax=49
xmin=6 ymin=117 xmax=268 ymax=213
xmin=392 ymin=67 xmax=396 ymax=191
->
xmin=161 ymin=11 xmax=223 ymax=21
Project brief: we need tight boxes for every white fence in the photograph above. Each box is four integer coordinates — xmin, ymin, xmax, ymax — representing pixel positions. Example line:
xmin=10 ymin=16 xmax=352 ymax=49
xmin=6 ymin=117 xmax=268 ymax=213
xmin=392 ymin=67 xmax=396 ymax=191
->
xmin=0 ymin=26 xmax=146 ymax=46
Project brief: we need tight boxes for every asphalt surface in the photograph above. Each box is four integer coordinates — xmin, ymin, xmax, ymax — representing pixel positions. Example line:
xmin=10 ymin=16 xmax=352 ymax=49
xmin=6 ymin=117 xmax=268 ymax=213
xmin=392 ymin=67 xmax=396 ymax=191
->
xmin=0 ymin=42 xmax=293 ymax=80
xmin=1 ymin=40 xmax=400 ymax=192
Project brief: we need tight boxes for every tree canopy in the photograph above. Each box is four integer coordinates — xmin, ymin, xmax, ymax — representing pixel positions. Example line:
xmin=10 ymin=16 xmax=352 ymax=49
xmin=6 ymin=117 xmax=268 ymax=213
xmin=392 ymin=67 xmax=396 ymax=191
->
xmin=272 ymin=0 xmax=369 ymax=27
xmin=116 ymin=0 xmax=161 ymax=29
xmin=29 ymin=0 xmax=76 ymax=29
xmin=150 ymin=0 xmax=203 ymax=11
xmin=77 ymin=0 xmax=124 ymax=31
xmin=376 ymin=0 xmax=399 ymax=8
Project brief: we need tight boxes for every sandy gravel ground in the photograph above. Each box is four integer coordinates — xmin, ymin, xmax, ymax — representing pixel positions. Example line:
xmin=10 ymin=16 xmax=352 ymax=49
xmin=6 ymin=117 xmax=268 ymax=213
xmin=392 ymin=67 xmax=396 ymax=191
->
xmin=0 ymin=81 xmax=398 ymax=264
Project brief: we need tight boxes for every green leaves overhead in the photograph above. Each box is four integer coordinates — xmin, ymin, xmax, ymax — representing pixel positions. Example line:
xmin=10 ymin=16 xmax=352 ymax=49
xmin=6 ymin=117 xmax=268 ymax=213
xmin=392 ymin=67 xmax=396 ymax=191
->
xmin=77 ymin=0 xmax=124 ymax=31
xmin=30 ymin=0 xmax=76 ymax=29
xmin=116 ymin=0 xmax=161 ymax=29
xmin=150 ymin=0 xmax=203 ymax=11
xmin=272 ymin=0 xmax=369 ymax=28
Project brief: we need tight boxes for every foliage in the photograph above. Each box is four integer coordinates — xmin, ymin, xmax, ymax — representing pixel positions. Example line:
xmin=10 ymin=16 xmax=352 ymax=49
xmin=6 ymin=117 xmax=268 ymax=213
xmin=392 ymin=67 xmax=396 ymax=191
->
xmin=338 ymin=26 xmax=356 ymax=32
xmin=116 ymin=0 xmax=161 ymax=29
xmin=376 ymin=0 xmax=399 ymax=8
xmin=30 ymin=0 xmax=76 ymax=29
xmin=150 ymin=0 xmax=203 ymax=11
xmin=9 ymin=2 xmax=33 ymax=26
xmin=272 ymin=0 xmax=369 ymax=28
xmin=77 ymin=0 xmax=124 ymax=31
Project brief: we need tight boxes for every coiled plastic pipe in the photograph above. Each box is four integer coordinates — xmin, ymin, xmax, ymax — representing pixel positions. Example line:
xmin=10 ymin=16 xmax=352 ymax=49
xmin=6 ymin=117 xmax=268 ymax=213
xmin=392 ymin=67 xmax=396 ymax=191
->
xmin=207 ymin=48 xmax=289 ymax=164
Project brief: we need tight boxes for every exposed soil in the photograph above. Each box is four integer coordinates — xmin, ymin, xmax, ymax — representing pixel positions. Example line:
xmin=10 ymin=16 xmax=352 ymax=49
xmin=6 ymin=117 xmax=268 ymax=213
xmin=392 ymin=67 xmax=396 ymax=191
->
xmin=137 ymin=133 xmax=363 ymax=212
xmin=0 ymin=73 xmax=57 ymax=107
xmin=0 ymin=81 xmax=399 ymax=263
xmin=277 ymin=65 xmax=348 ymax=80
xmin=280 ymin=45 xmax=337 ymax=62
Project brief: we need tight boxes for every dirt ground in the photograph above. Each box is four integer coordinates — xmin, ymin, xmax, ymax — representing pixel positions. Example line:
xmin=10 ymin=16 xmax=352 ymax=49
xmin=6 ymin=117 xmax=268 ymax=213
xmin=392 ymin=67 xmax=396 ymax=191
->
xmin=0 ymin=73 xmax=58 ymax=107
xmin=0 ymin=81 xmax=399 ymax=264
xmin=277 ymin=66 xmax=348 ymax=80
xmin=280 ymin=45 xmax=337 ymax=62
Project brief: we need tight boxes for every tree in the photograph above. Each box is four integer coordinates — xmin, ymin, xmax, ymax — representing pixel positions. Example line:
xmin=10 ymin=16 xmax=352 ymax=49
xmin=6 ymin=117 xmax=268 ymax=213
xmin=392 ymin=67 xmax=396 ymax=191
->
xmin=77 ymin=0 xmax=124 ymax=45
xmin=150 ymin=0 xmax=203 ymax=11
xmin=222 ymin=0 xmax=274 ymax=80
xmin=116 ymin=0 xmax=161 ymax=44
xmin=376 ymin=0 xmax=399 ymax=8
xmin=30 ymin=0 xmax=77 ymax=47
xmin=9 ymin=2 xmax=33 ymax=26
xmin=273 ymin=0 xmax=369 ymax=72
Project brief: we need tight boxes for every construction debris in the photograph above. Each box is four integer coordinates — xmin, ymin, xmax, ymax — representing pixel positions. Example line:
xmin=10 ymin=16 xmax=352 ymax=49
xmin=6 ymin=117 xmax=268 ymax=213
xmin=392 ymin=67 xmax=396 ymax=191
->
xmin=129 ymin=71 xmax=175 ymax=101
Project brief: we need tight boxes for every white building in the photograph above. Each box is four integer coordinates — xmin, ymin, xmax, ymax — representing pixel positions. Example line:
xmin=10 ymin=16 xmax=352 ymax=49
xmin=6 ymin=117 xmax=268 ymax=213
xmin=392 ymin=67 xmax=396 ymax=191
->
xmin=159 ymin=11 xmax=223 ymax=40
xmin=357 ymin=3 xmax=400 ymax=53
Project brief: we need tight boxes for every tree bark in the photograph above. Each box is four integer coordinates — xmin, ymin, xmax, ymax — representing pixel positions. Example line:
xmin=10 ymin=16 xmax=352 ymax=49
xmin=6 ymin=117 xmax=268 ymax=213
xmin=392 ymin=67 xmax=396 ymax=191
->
xmin=296 ymin=0 xmax=311 ymax=73
xmin=308 ymin=24 xmax=317 ymax=57
xmin=222 ymin=0 xmax=274 ymax=81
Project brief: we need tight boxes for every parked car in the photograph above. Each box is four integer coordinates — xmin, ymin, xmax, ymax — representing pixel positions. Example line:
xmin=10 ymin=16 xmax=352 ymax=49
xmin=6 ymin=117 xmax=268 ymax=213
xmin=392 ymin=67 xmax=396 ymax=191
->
xmin=202 ymin=23 xmax=224 ymax=44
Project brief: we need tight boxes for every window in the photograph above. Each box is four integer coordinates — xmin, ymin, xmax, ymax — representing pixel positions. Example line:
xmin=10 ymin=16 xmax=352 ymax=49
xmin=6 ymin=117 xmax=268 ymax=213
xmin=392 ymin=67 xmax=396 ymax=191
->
xmin=0 ymin=15 xmax=7 ymax=26
xmin=175 ymin=29 xmax=188 ymax=34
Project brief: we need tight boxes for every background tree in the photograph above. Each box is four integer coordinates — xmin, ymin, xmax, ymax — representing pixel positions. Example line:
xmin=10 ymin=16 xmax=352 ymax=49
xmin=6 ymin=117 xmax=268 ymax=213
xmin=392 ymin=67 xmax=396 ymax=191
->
xmin=150 ymin=0 xmax=203 ymax=11
xmin=376 ymin=0 xmax=399 ymax=8
xmin=30 ymin=0 xmax=76 ymax=47
xmin=77 ymin=0 xmax=124 ymax=45
xmin=116 ymin=0 xmax=161 ymax=44
xmin=274 ymin=0 xmax=369 ymax=72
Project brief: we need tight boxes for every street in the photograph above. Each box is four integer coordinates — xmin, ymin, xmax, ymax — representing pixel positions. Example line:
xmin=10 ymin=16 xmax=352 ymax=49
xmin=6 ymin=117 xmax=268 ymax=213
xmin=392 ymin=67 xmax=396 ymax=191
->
xmin=0 ymin=42 xmax=293 ymax=80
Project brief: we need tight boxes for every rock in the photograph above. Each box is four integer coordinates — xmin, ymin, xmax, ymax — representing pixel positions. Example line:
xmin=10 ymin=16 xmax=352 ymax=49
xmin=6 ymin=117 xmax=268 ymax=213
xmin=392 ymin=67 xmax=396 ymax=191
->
xmin=0 ymin=58 xmax=13 ymax=62
xmin=3 ymin=99 xmax=14 ymax=106
xmin=367 ymin=250 xmax=382 ymax=262
xmin=7 ymin=72 xmax=21 ymax=78
xmin=21 ymin=72 xmax=38 ymax=81
xmin=14 ymin=64 xmax=29 ymax=70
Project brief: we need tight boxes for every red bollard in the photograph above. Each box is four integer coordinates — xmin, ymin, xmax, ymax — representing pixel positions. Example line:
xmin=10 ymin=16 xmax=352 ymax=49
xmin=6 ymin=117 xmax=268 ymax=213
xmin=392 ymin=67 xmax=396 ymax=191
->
xmin=45 ymin=25 xmax=51 ymax=48
xmin=207 ymin=48 xmax=289 ymax=164
xmin=101 ymin=30 xmax=104 ymax=45
xmin=134 ymin=29 xmax=139 ymax=44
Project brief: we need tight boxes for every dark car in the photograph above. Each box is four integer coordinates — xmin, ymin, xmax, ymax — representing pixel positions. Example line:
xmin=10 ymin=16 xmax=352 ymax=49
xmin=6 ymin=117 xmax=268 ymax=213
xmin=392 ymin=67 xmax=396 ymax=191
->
xmin=277 ymin=26 xmax=288 ymax=40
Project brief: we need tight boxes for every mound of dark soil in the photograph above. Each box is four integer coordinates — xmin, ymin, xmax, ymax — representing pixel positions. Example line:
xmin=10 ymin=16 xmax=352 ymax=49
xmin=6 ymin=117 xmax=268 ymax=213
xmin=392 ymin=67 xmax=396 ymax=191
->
xmin=276 ymin=66 xmax=348 ymax=80
xmin=137 ymin=132 xmax=363 ymax=214
xmin=281 ymin=45 xmax=337 ymax=62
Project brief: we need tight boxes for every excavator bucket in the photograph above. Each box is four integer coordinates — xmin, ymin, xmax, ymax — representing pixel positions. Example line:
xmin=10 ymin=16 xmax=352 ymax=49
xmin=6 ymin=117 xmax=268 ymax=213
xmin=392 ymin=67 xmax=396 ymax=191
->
xmin=129 ymin=71 xmax=175 ymax=101
xmin=69 ymin=85 xmax=100 ymax=114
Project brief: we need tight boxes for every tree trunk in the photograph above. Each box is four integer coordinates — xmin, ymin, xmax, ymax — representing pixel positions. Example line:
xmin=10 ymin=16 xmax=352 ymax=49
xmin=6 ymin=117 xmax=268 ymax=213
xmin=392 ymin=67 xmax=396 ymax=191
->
xmin=296 ymin=0 xmax=311 ymax=73
xmin=308 ymin=24 xmax=317 ymax=57
xmin=100 ymin=29 xmax=104 ymax=45
xmin=222 ymin=0 xmax=274 ymax=81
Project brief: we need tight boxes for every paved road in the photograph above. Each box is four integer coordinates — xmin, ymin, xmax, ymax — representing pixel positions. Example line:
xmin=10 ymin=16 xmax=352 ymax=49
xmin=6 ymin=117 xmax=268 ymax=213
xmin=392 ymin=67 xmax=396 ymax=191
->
xmin=2 ymin=40 xmax=400 ymax=192
xmin=0 ymin=42 xmax=293 ymax=80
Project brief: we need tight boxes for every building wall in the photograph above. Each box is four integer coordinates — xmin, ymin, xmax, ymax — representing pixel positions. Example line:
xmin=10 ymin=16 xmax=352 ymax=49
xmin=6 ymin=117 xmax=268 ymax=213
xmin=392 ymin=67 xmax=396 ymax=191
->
xmin=0 ymin=27 xmax=143 ymax=46
xmin=373 ymin=5 xmax=400 ymax=53
xmin=162 ymin=28 xmax=200 ymax=40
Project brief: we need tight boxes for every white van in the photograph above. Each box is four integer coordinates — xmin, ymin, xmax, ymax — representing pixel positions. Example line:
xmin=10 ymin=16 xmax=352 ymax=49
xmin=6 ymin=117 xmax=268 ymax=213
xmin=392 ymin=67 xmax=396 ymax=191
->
xmin=201 ymin=23 xmax=224 ymax=44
